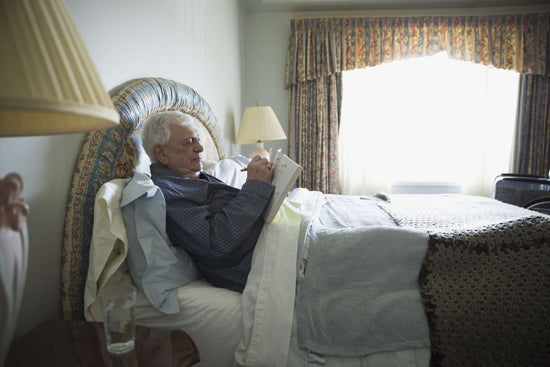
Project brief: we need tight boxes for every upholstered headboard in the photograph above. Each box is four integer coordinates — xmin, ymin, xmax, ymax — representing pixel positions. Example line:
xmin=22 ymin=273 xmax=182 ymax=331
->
xmin=61 ymin=78 xmax=224 ymax=320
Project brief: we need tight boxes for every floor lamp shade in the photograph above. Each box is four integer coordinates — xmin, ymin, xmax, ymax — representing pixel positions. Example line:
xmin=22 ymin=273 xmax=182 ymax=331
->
xmin=0 ymin=0 xmax=119 ymax=136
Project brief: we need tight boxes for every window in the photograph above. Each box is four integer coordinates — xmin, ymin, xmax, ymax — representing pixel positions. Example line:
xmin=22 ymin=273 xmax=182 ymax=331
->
xmin=338 ymin=51 xmax=520 ymax=197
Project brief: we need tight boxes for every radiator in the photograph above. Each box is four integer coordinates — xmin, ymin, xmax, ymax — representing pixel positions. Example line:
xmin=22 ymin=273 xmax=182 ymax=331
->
xmin=390 ymin=182 xmax=461 ymax=194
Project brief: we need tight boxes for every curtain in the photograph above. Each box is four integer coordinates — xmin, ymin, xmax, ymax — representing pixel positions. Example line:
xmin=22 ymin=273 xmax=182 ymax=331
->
xmin=289 ymin=74 xmax=341 ymax=193
xmin=286 ymin=14 xmax=550 ymax=87
xmin=514 ymin=74 xmax=550 ymax=177
xmin=285 ymin=13 xmax=550 ymax=193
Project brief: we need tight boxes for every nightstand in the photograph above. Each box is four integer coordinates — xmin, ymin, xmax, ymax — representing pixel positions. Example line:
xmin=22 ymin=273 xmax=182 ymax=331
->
xmin=6 ymin=320 xmax=199 ymax=367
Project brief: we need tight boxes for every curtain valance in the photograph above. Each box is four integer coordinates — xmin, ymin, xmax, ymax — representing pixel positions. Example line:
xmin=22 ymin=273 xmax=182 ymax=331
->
xmin=285 ymin=13 xmax=550 ymax=87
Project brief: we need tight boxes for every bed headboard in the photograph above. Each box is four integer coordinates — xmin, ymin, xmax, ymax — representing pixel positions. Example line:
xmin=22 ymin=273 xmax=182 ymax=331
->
xmin=61 ymin=77 xmax=224 ymax=320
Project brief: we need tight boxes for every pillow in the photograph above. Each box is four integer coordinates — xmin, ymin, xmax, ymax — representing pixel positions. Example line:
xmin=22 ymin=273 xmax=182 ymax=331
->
xmin=203 ymin=155 xmax=250 ymax=189
xmin=84 ymin=178 xmax=134 ymax=321
xmin=120 ymin=172 xmax=201 ymax=314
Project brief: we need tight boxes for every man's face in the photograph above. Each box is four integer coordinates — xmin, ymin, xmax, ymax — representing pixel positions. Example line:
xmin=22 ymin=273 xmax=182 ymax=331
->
xmin=158 ymin=123 xmax=203 ymax=178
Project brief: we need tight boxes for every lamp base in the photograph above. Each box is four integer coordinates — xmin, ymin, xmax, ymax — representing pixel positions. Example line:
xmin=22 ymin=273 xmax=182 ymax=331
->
xmin=248 ymin=142 xmax=272 ymax=161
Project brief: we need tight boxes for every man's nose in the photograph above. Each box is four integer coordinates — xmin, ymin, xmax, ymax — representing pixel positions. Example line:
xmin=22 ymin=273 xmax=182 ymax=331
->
xmin=194 ymin=141 xmax=203 ymax=152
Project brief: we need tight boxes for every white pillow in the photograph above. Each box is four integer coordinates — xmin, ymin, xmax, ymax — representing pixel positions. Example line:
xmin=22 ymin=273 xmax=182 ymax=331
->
xmin=203 ymin=155 xmax=250 ymax=189
xmin=84 ymin=178 xmax=133 ymax=321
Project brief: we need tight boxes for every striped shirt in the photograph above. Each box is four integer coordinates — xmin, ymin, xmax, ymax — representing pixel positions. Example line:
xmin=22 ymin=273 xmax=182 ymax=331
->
xmin=150 ymin=163 xmax=274 ymax=292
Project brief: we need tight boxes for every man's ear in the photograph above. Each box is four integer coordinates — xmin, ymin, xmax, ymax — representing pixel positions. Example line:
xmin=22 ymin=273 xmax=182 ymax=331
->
xmin=153 ymin=144 xmax=168 ymax=165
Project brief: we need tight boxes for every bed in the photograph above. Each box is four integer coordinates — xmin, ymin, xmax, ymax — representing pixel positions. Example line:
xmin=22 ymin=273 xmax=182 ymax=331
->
xmin=62 ymin=77 xmax=550 ymax=367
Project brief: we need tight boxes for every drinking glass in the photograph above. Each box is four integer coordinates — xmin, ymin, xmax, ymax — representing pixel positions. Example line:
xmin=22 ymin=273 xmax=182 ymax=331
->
xmin=100 ymin=284 xmax=136 ymax=355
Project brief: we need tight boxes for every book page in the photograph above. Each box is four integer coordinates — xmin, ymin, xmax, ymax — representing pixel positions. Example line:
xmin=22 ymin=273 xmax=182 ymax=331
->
xmin=263 ymin=153 xmax=302 ymax=223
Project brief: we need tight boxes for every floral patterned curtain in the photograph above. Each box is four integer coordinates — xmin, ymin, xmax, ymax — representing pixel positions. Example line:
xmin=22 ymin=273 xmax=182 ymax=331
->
xmin=289 ymin=74 xmax=341 ymax=193
xmin=286 ymin=14 xmax=550 ymax=86
xmin=514 ymin=74 xmax=550 ymax=177
xmin=285 ymin=13 xmax=550 ymax=192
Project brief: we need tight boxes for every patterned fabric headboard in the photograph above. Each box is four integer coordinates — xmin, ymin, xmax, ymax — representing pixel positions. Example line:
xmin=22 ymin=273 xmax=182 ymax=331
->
xmin=61 ymin=78 xmax=224 ymax=320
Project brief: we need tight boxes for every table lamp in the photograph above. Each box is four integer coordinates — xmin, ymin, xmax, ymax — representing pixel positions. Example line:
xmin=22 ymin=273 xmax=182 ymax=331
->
xmin=0 ymin=1 xmax=118 ymax=364
xmin=236 ymin=103 xmax=286 ymax=160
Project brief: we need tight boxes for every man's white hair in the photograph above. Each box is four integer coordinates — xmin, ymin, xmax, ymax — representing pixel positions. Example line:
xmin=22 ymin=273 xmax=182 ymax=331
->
xmin=141 ymin=111 xmax=197 ymax=163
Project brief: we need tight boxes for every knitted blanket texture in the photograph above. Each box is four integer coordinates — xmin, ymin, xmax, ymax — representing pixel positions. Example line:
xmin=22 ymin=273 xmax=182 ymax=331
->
xmin=378 ymin=195 xmax=550 ymax=367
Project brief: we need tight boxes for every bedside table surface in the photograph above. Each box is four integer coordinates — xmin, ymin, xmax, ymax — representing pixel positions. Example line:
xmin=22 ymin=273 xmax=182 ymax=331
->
xmin=6 ymin=319 xmax=199 ymax=367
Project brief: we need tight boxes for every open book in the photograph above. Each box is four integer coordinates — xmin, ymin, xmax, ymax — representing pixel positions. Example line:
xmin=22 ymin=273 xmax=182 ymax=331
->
xmin=263 ymin=150 xmax=303 ymax=223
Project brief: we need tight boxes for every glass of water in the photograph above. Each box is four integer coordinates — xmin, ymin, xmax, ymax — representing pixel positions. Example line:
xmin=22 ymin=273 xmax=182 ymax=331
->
xmin=99 ymin=284 xmax=136 ymax=355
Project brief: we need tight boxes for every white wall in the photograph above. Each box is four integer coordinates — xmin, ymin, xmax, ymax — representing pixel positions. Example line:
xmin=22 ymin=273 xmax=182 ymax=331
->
xmin=1 ymin=0 xmax=245 ymax=337
xmin=243 ymin=13 xmax=292 ymax=156
xmin=68 ymin=0 xmax=245 ymax=155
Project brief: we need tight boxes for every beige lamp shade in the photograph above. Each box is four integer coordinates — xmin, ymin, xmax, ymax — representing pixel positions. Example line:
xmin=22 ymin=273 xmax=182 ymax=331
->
xmin=236 ymin=105 xmax=286 ymax=144
xmin=0 ymin=0 xmax=119 ymax=137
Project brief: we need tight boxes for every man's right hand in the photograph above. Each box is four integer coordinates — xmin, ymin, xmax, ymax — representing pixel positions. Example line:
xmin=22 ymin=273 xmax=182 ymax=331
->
xmin=246 ymin=156 xmax=273 ymax=184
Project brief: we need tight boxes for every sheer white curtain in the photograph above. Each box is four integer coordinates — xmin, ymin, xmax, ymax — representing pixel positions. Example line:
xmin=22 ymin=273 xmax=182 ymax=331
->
xmin=338 ymin=52 xmax=520 ymax=197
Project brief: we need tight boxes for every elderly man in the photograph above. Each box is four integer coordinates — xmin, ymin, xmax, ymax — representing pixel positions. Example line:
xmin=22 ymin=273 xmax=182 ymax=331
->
xmin=141 ymin=111 xmax=274 ymax=292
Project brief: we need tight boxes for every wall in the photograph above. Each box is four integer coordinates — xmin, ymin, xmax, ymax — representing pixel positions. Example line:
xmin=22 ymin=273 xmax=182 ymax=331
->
xmin=243 ymin=13 xmax=292 ymax=156
xmin=0 ymin=0 xmax=245 ymax=337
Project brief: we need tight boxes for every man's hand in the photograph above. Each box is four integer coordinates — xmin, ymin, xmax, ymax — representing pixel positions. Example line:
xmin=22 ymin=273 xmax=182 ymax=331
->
xmin=246 ymin=156 xmax=273 ymax=184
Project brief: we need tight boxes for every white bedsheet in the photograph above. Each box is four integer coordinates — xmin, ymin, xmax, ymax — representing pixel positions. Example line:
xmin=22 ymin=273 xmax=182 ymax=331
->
xmin=234 ymin=191 xmax=306 ymax=366
xmin=235 ymin=189 xmax=430 ymax=367
xmin=88 ymin=180 xmax=430 ymax=367
xmin=135 ymin=279 xmax=242 ymax=367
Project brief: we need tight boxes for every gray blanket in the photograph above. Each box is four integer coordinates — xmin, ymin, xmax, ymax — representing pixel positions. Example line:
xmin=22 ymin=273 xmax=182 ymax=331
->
xmin=296 ymin=196 xmax=430 ymax=356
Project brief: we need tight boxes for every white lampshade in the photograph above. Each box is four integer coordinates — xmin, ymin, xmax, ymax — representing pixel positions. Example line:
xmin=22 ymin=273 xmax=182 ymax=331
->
xmin=0 ymin=0 xmax=119 ymax=137
xmin=236 ymin=105 xmax=286 ymax=144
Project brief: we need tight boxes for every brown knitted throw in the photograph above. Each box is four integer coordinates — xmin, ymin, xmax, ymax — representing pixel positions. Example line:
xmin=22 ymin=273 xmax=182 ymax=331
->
xmin=378 ymin=195 xmax=550 ymax=367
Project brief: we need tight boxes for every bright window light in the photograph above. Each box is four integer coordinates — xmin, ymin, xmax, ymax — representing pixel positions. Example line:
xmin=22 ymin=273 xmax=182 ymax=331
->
xmin=338 ymin=51 xmax=520 ymax=197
